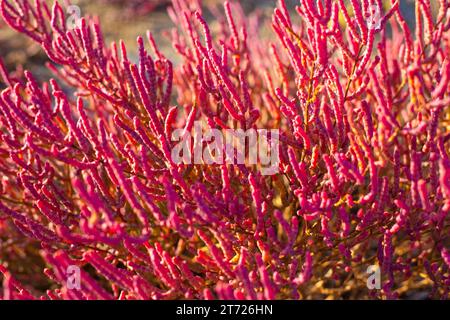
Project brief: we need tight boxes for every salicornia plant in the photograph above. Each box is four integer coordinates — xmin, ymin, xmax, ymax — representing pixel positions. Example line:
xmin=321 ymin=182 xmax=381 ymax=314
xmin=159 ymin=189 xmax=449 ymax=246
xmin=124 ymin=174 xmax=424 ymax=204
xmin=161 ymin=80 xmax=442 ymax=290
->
xmin=0 ymin=0 xmax=448 ymax=300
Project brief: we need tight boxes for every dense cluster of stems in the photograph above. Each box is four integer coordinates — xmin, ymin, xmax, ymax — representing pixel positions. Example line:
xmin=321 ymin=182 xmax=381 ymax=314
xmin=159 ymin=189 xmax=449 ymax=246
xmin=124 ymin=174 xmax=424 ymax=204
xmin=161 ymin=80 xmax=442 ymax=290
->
xmin=0 ymin=0 xmax=449 ymax=299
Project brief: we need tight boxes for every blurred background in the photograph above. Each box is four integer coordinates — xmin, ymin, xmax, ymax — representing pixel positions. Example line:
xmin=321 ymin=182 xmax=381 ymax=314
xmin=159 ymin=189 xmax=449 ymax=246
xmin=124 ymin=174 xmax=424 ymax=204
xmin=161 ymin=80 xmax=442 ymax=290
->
xmin=0 ymin=1 xmax=435 ymax=86
xmin=0 ymin=0 xmax=274 ymax=73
